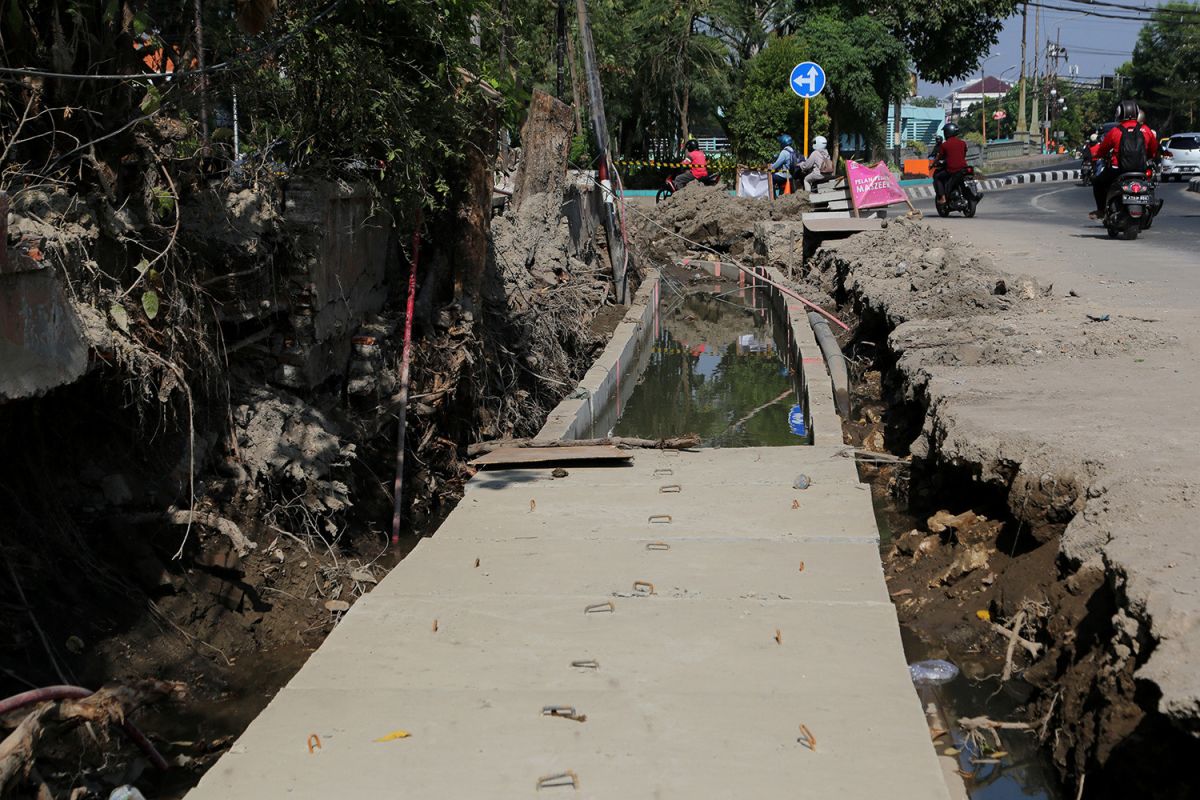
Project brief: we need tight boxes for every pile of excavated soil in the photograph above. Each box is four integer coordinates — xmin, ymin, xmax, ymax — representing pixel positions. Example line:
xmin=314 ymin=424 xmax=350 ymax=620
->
xmin=798 ymin=217 xmax=1200 ymax=798
xmin=810 ymin=217 xmax=1174 ymax=371
xmin=633 ymin=184 xmax=811 ymax=263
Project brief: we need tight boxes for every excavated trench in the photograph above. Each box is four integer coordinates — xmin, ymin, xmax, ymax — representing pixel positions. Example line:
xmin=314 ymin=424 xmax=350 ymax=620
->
xmin=810 ymin=224 xmax=1200 ymax=800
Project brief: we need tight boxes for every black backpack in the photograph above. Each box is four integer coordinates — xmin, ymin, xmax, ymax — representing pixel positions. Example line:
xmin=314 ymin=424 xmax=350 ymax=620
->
xmin=1117 ymin=125 xmax=1147 ymax=173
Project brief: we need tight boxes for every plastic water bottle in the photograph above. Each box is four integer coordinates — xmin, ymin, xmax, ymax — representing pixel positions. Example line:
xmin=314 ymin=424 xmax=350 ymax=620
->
xmin=908 ymin=659 xmax=959 ymax=685
xmin=110 ymin=787 xmax=147 ymax=800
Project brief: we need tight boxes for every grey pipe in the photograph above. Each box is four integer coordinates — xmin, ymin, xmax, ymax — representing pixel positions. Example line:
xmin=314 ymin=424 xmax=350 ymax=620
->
xmin=807 ymin=311 xmax=850 ymax=417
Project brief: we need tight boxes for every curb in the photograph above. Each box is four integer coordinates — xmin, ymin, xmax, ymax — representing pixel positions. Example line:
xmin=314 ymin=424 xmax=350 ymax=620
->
xmin=906 ymin=169 xmax=1081 ymax=201
xmin=1189 ymin=177 xmax=1200 ymax=194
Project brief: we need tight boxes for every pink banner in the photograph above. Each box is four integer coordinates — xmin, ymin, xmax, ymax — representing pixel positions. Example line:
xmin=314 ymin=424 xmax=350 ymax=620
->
xmin=846 ymin=160 xmax=908 ymax=210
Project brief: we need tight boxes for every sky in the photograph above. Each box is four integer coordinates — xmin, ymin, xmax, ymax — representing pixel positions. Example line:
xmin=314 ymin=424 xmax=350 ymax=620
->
xmin=918 ymin=5 xmax=1146 ymax=96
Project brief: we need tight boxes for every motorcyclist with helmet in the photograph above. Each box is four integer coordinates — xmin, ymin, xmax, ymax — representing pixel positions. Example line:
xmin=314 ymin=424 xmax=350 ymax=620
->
xmin=795 ymin=135 xmax=835 ymax=192
xmin=1088 ymin=99 xmax=1157 ymax=220
xmin=674 ymin=138 xmax=709 ymax=190
xmin=932 ymin=123 xmax=968 ymax=207
xmin=769 ymin=134 xmax=797 ymax=194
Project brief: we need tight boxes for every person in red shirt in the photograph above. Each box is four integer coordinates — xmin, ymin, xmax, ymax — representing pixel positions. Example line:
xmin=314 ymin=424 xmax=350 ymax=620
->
xmin=932 ymin=123 xmax=969 ymax=206
xmin=1088 ymin=100 xmax=1158 ymax=219
xmin=674 ymin=138 xmax=708 ymax=190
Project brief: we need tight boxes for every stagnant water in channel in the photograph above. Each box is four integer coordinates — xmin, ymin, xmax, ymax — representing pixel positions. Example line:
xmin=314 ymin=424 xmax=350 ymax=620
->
xmin=612 ymin=278 xmax=807 ymax=446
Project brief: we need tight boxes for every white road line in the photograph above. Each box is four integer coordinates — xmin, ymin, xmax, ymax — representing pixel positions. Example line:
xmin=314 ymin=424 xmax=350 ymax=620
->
xmin=1031 ymin=186 xmax=1073 ymax=214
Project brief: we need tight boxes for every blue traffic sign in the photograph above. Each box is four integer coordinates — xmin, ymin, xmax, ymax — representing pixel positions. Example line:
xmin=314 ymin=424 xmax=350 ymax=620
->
xmin=788 ymin=404 xmax=807 ymax=436
xmin=789 ymin=62 xmax=826 ymax=99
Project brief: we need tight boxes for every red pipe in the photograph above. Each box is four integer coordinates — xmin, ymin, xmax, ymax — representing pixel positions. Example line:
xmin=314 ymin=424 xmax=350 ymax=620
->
xmin=391 ymin=224 xmax=421 ymax=544
xmin=0 ymin=685 xmax=169 ymax=770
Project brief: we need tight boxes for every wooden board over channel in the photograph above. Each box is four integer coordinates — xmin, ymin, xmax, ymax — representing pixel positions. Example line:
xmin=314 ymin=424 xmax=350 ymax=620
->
xmin=469 ymin=445 xmax=632 ymax=467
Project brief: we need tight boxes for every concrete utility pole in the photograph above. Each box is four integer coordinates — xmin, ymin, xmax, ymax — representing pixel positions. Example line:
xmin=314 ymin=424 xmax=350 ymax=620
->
xmin=575 ymin=0 xmax=629 ymax=303
xmin=1018 ymin=1 xmax=1028 ymax=153
xmin=1030 ymin=3 xmax=1040 ymax=152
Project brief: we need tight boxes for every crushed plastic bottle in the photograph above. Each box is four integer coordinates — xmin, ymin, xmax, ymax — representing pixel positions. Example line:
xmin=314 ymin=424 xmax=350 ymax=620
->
xmin=792 ymin=474 xmax=811 ymax=490
xmin=109 ymin=787 xmax=147 ymax=800
xmin=908 ymin=659 xmax=960 ymax=685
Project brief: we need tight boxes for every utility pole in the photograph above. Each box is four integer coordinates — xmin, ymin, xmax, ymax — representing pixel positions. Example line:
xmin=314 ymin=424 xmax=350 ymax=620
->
xmin=1030 ymin=3 xmax=1040 ymax=152
xmin=1018 ymin=1 xmax=1028 ymax=153
xmin=575 ymin=0 xmax=629 ymax=303
xmin=981 ymin=64 xmax=988 ymax=147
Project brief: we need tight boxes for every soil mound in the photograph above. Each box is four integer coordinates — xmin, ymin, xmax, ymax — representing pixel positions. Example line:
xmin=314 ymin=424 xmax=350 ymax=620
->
xmin=634 ymin=184 xmax=811 ymax=262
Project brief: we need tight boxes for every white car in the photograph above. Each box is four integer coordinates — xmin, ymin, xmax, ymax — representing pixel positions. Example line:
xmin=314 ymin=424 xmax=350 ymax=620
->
xmin=1161 ymin=133 xmax=1200 ymax=181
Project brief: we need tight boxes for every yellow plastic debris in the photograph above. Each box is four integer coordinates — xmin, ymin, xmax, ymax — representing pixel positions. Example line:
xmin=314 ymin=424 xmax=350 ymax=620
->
xmin=374 ymin=730 xmax=411 ymax=742
xmin=975 ymin=610 xmax=991 ymax=622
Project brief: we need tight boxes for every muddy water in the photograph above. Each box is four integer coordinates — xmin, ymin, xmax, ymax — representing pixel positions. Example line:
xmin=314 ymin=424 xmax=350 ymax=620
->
xmin=612 ymin=283 xmax=806 ymax=446
xmin=904 ymin=629 xmax=1062 ymax=800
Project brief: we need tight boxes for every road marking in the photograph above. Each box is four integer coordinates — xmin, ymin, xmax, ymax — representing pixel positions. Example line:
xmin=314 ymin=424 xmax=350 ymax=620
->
xmin=1031 ymin=186 xmax=1073 ymax=214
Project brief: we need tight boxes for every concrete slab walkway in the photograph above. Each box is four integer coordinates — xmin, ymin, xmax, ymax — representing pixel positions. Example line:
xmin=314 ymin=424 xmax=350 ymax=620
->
xmin=188 ymin=446 xmax=951 ymax=799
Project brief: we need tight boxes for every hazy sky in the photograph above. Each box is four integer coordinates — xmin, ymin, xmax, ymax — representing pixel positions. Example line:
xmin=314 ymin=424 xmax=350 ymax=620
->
xmin=918 ymin=6 xmax=1145 ymax=96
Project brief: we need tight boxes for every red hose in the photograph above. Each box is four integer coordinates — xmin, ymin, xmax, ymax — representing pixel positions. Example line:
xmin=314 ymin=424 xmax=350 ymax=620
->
xmin=391 ymin=224 xmax=421 ymax=544
xmin=678 ymin=258 xmax=851 ymax=331
xmin=0 ymin=685 xmax=169 ymax=770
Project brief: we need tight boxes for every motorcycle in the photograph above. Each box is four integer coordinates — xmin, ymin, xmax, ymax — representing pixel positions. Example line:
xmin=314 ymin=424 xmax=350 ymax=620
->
xmin=1102 ymin=169 xmax=1163 ymax=240
xmin=656 ymin=171 xmax=720 ymax=203
xmin=1080 ymin=150 xmax=1094 ymax=186
xmin=931 ymin=159 xmax=983 ymax=218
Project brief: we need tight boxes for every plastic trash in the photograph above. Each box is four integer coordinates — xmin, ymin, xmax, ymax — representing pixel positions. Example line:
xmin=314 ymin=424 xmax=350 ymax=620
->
xmin=908 ymin=659 xmax=960 ymax=685
xmin=792 ymin=474 xmax=811 ymax=490
xmin=110 ymin=788 xmax=147 ymax=800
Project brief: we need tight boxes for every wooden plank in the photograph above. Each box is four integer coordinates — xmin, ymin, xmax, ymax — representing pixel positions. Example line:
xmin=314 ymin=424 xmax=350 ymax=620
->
xmin=470 ymin=445 xmax=633 ymax=467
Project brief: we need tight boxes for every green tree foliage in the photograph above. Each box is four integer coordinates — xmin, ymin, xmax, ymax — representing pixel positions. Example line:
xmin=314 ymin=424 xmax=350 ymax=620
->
xmin=910 ymin=95 xmax=943 ymax=108
xmin=1127 ymin=1 xmax=1200 ymax=131
xmin=727 ymin=11 xmax=907 ymax=159
xmin=725 ymin=36 xmax=829 ymax=161
xmin=859 ymin=0 xmax=1021 ymax=84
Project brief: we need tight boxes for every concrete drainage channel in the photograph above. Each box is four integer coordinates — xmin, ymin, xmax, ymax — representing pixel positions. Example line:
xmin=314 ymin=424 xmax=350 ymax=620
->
xmin=188 ymin=250 xmax=962 ymax=795
xmin=537 ymin=261 xmax=842 ymax=447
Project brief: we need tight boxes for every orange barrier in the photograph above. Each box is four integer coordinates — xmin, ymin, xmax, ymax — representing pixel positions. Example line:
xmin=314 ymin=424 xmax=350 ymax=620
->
xmin=903 ymin=158 xmax=932 ymax=177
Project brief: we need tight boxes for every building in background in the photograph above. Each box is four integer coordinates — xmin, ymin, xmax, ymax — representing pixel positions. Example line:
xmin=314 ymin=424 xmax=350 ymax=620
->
xmin=945 ymin=77 xmax=1012 ymax=116
xmin=886 ymin=105 xmax=946 ymax=148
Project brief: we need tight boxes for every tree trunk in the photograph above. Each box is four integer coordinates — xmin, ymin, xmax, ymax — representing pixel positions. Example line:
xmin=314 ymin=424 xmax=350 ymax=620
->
xmin=453 ymin=119 xmax=495 ymax=310
xmin=565 ymin=26 xmax=585 ymax=138
xmin=680 ymin=84 xmax=691 ymax=144
xmin=831 ymin=116 xmax=841 ymax=167
xmin=511 ymin=89 xmax=574 ymax=211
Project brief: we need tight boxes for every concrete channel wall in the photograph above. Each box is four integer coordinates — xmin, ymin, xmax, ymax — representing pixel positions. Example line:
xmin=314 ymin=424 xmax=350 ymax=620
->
xmin=536 ymin=269 xmax=661 ymax=440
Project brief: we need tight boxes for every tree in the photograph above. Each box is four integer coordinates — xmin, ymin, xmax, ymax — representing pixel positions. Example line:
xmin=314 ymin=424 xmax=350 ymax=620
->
xmin=728 ymin=12 xmax=908 ymax=161
xmin=1127 ymin=2 xmax=1200 ymax=131
xmin=860 ymin=0 xmax=1022 ymax=84
xmin=704 ymin=0 xmax=791 ymax=74
xmin=725 ymin=36 xmax=830 ymax=161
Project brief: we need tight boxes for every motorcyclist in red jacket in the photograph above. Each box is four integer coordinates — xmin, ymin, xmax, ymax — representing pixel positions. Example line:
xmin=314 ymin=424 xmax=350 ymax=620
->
xmin=932 ymin=123 xmax=969 ymax=206
xmin=1088 ymin=99 xmax=1157 ymax=219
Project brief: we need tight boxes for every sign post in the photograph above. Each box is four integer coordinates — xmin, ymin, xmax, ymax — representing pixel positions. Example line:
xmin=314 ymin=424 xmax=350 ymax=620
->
xmin=789 ymin=61 xmax=826 ymax=157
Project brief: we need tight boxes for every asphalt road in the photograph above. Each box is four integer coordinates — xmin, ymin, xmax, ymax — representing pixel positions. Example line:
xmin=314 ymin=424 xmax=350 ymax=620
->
xmin=913 ymin=178 xmax=1200 ymax=297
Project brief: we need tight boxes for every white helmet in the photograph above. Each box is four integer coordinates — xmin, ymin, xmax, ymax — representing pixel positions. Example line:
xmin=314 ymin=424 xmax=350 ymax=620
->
xmin=813 ymin=135 xmax=828 ymax=150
